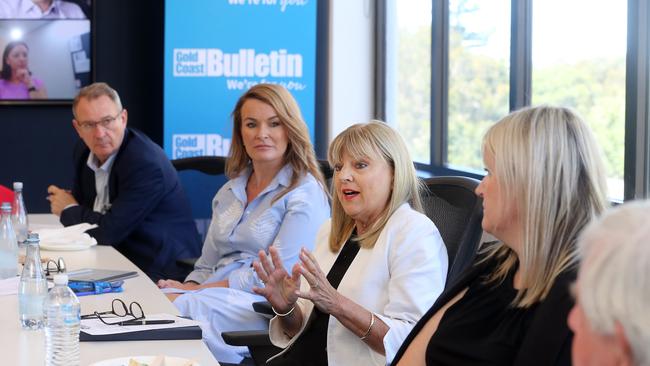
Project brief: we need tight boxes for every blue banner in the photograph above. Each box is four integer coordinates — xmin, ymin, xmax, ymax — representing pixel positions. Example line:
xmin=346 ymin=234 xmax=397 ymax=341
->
xmin=164 ymin=0 xmax=318 ymax=159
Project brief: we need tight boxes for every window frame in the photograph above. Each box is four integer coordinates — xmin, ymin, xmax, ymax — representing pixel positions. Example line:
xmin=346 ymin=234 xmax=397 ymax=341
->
xmin=379 ymin=0 xmax=650 ymax=200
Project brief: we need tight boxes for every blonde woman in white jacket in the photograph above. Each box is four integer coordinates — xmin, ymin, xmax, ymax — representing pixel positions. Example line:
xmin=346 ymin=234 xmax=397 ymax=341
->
xmin=253 ymin=122 xmax=448 ymax=365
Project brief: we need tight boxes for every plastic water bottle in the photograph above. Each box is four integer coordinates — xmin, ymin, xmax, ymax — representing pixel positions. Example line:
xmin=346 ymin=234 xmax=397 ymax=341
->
xmin=0 ymin=202 xmax=18 ymax=279
xmin=18 ymin=233 xmax=48 ymax=330
xmin=45 ymin=274 xmax=80 ymax=366
xmin=12 ymin=182 xmax=29 ymax=244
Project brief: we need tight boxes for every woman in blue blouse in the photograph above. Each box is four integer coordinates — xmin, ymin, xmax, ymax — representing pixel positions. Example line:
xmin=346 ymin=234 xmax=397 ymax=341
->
xmin=157 ymin=83 xmax=330 ymax=363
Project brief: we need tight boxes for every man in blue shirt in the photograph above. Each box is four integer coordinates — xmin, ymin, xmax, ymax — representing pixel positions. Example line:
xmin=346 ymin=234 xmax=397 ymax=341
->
xmin=47 ymin=82 xmax=201 ymax=281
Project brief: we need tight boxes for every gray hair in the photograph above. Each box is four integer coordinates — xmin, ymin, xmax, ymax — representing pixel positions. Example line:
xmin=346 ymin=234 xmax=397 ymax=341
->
xmin=72 ymin=82 xmax=122 ymax=119
xmin=578 ymin=200 xmax=650 ymax=365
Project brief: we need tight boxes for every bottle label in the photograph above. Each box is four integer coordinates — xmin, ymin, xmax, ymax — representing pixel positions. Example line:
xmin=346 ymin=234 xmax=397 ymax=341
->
xmin=62 ymin=304 xmax=81 ymax=325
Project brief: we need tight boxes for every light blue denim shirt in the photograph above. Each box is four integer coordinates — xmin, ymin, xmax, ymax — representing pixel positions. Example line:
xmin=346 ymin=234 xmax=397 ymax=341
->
xmin=185 ymin=164 xmax=330 ymax=293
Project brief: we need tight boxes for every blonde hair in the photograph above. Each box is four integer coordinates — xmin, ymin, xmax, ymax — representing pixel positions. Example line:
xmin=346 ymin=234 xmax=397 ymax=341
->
xmin=327 ymin=121 xmax=423 ymax=251
xmin=578 ymin=200 xmax=650 ymax=366
xmin=227 ymin=83 xmax=326 ymax=202
xmin=482 ymin=105 xmax=608 ymax=307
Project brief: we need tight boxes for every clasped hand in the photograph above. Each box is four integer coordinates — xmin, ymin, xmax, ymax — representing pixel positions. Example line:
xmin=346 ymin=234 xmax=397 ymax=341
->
xmin=46 ymin=185 xmax=78 ymax=216
xmin=15 ymin=68 xmax=32 ymax=87
xmin=156 ymin=279 xmax=199 ymax=290
xmin=253 ymin=246 xmax=341 ymax=315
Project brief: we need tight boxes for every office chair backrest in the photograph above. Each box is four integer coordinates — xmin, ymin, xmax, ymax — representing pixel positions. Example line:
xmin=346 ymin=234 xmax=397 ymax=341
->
xmin=171 ymin=156 xmax=228 ymax=240
xmin=421 ymin=176 xmax=483 ymax=288
xmin=172 ymin=156 xmax=227 ymax=175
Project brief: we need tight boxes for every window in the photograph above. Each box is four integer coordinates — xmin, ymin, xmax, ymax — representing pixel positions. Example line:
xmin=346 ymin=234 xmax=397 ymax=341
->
xmin=532 ymin=0 xmax=626 ymax=200
xmin=390 ymin=0 xmax=432 ymax=164
xmin=448 ymin=0 xmax=510 ymax=171
xmin=383 ymin=0 xmax=647 ymax=200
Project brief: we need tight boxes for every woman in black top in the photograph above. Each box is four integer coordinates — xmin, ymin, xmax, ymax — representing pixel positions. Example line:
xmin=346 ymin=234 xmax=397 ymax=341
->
xmin=392 ymin=105 xmax=609 ymax=366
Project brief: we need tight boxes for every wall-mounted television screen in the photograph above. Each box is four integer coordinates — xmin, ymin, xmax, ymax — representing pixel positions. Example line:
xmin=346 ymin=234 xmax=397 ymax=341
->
xmin=0 ymin=0 xmax=91 ymax=104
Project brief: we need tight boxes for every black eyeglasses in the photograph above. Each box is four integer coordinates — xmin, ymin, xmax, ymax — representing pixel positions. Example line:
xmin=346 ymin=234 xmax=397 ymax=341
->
xmin=80 ymin=298 xmax=144 ymax=325
xmin=44 ymin=257 xmax=66 ymax=277
xmin=77 ymin=109 xmax=123 ymax=131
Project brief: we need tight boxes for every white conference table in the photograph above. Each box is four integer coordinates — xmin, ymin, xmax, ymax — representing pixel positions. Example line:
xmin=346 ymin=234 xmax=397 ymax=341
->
xmin=2 ymin=214 xmax=218 ymax=365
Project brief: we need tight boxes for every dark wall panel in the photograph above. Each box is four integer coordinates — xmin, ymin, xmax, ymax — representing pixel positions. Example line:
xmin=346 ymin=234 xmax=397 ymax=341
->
xmin=0 ymin=0 xmax=164 ymax=213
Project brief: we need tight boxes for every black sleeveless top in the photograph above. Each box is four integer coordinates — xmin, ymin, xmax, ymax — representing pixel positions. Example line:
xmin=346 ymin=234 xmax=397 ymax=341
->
xmin=268 ymin=234 xmax=361 ymax=366
xmin=424 ymin=256 xmax=538 ymax=365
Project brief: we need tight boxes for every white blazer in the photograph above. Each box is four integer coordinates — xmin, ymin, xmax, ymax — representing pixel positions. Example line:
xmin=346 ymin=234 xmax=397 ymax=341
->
xmin=269 ymin=203 xmax=448 ymax=365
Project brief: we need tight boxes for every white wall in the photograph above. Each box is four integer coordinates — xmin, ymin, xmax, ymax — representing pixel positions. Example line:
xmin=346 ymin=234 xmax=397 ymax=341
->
xmin=27 ymin=21 xmax=87 ymax=98
xmin=327 ymin=0 xmax=375 ymax=141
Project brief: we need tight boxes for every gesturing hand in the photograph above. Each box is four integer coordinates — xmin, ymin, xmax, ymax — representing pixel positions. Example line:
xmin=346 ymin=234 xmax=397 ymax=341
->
xmin=252 ymin=245 xmax=301 ymax=314
xmin=296 ymin=247 xmax=341 ymax=315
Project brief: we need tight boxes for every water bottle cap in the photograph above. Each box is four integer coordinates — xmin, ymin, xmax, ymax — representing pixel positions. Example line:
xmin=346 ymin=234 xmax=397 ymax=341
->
xmin=13 ymin=182 xmax=23 ymax=190
xmin=26 ymin=233 xmax=39 ymax=243
xmin=52 ymin=274 xmax=69 ymax=285
xmin=0 ymin=202 xmax=10 ymax=212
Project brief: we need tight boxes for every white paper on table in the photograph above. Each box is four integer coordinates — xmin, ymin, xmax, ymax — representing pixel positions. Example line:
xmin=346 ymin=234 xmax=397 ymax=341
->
xmin=0 ymin=276 xmax=20 ymax=296
xmin=29 ymin=223 xmax=62 ymax=232
xmin=80 ymin=313 xmax=201 ymax=336
xmin=0 ymin=276 xmax=53 ymax=296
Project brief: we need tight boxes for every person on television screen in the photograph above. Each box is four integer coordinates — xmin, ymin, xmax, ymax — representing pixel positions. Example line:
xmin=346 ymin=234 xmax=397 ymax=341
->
xmin=46 ymin=82 xmax=202 ymax=282
xmin=0 ymin=0 xmax=86 ymax=19
xmin=0 ymin=41 xmax=47 ymax=99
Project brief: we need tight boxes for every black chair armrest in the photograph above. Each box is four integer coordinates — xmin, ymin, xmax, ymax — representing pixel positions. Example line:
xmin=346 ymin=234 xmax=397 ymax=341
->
xmin=252 ymin=301 xmax=274 ymax=316
xmin=222 ymin=330 xmax=284 ymax=365
xmin=222 ymin=330 xmax=274 ymax=347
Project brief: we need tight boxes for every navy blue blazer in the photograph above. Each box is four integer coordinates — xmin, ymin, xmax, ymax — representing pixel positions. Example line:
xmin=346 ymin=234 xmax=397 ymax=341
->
xmin=60 ymin=128 xmax=202 ymax=281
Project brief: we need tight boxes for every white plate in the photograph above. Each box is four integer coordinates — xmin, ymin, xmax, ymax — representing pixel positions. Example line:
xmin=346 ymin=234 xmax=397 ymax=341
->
xmin=89 ymin=355 xmax=200 ymax=366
